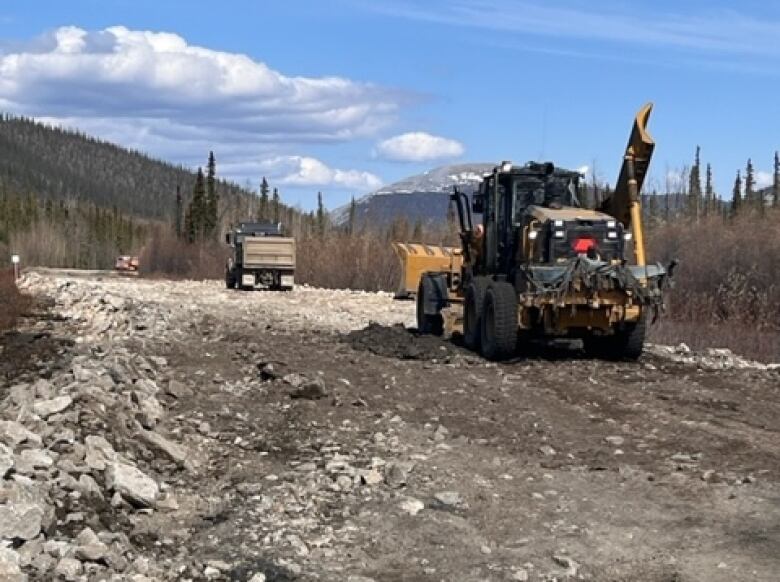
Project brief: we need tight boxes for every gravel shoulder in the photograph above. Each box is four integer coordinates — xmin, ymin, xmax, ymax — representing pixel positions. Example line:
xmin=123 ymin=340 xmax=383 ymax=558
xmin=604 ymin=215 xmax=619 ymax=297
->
xmin=1 ymin=271 xmax=778 ymax=581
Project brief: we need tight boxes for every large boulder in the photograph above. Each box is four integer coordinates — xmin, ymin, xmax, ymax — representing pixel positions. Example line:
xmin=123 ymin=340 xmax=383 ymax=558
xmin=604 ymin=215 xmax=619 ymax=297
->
xmin=0 ymin=421 xmax=42 ymax=448
xmin=0 ymin=478 xmax=55 ymax=541
xmin=33 ymin=395 xmax=73 ymax=419
xmin=106 ymin=462 xmax=159 ymax=507
xmin=0 ymin=547 xmax=26 ymax=582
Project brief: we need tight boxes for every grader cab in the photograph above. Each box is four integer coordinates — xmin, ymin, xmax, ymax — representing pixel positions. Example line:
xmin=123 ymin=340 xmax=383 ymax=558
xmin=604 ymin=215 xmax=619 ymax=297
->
xmin=409 ymin=103 xmax=673 ymax=360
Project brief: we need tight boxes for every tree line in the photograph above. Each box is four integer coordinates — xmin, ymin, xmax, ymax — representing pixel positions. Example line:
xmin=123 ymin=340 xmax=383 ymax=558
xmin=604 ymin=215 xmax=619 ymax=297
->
xmin=0 ymin=184 xmax=144 ymax=269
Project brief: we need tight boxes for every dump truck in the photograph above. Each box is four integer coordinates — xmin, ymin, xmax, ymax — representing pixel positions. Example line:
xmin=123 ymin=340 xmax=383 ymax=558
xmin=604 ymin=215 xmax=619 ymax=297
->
xmin=411 ymin=103 xmax=674 ymax=360
xmin=225 ymin=222 xmax=296 ymax=291
xmin=114 ymin=256 xmax=139 ymax=272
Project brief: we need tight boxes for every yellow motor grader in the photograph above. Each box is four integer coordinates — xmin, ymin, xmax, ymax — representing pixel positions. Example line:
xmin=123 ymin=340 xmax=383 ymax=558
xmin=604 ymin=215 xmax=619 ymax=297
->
xmin=400 ymin=103 xmax=673 ymax=360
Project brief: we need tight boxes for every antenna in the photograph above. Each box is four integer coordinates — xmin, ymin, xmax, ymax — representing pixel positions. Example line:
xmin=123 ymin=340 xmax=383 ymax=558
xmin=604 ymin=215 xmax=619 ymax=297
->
xmin=539 ymin=102 xmax=549 ymax=160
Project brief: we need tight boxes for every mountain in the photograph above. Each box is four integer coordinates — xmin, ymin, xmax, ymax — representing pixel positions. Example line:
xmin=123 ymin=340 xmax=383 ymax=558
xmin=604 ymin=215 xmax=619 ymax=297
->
xmin=333 ymin=163 xmax=495 ymax=227
xmin=0 ymin=114 xmax=253 ymax=221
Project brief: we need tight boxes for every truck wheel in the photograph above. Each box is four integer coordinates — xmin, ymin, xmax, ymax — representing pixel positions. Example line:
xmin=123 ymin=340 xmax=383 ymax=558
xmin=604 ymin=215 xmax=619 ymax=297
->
xmin=416 ymin=273 xmax=447 ymax=336
xmin=225 ymin=270 xmax=235 ymax=289
xmin=480 ymin=281 xmax=518 ymax=361
xmin=464 ymin=277 xmax=489 ymax=350
xmin=584 ymin=315 xmax=647 ymax=360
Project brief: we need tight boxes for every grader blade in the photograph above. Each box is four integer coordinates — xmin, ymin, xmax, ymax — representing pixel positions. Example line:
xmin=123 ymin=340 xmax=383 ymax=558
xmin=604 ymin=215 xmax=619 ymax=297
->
xmin=598 ymin=102 xmax=655 ymax=267
xmin=599 ymin=103 xmax=655 ymax=229
xmin=391 ymin=242 xmax=462 ymax=299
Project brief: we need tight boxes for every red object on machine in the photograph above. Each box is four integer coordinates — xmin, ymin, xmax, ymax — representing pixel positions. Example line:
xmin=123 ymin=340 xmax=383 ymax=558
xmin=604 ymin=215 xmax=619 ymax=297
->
xmin=572 ymin=238 xmax=596 ymax=254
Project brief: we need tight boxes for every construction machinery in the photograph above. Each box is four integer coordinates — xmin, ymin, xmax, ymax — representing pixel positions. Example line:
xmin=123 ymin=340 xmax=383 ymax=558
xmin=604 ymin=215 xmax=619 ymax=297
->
xmin=114 ymin=256 xmax=139 ymax=272
xmin=412 ymin=103 xmax=673 ymax=360
xmin=225 ymin=222 xmax=296 ymax=291
xmin=391 ymin=243 xmax=463 ymax=299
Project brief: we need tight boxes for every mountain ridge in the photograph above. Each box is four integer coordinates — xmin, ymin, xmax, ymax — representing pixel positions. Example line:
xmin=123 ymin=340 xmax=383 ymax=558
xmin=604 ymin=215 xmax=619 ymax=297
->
xmin=332 ymin=162 xmax=495 ymax=227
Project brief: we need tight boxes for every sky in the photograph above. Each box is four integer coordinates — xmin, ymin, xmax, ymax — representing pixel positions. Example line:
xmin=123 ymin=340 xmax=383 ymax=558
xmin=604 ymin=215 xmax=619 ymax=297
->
xmin=0 ymin=0 xmax=778 ymax=210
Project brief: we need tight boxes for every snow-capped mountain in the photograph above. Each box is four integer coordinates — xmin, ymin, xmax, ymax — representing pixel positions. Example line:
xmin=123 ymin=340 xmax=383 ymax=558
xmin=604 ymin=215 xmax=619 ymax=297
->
xmin=332 ymin=163 xmax=495 ymax=227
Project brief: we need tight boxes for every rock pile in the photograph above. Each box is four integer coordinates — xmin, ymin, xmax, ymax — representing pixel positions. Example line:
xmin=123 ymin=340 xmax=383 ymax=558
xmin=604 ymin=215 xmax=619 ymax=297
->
xmin=0 ymin=314 xmax=194 ymax=580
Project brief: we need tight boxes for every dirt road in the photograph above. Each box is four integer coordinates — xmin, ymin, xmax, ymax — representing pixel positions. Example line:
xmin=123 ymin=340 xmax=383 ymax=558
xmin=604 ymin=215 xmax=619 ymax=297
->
xmin=1 ymin=271 xmax=778 ymax=581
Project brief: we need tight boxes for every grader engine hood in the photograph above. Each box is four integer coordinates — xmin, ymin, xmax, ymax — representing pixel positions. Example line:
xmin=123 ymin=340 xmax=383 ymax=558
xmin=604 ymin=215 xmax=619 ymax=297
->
xmin=521 ymin=204 xmax=670 ymax=313
xmin=525 ymin=206 xmax=628 ymax=264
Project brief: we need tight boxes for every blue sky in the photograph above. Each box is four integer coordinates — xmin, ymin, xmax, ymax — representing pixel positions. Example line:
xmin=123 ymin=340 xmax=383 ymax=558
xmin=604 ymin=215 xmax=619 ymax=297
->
xmin=1 ymin=0 xmax=778 ymax=210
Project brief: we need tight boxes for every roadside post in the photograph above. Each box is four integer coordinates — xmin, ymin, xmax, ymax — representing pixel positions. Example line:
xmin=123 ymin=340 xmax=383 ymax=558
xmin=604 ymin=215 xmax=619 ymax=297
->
xmin=11 ymin=254 xmax=20 ymax=281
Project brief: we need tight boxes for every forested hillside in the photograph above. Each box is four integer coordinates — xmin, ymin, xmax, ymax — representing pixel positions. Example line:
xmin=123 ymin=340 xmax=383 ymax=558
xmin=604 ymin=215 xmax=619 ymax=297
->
xmin=0 ymin=114 xmax=251 ymax=220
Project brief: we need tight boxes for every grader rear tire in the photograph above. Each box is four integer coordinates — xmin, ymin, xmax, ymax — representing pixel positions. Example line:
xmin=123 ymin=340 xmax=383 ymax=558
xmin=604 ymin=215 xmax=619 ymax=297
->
xmin=464 ymin=277 xmax=489 ymax=350
xmin=480 ymin=282 xmax=518 ymax=361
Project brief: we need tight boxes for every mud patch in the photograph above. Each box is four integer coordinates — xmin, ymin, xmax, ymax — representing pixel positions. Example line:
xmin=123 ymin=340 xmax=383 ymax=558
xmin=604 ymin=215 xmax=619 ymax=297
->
xmin=0 ymin=296 xmax=73 ymax=387
xmin=343 ymin=322 xmax=463 ymax=361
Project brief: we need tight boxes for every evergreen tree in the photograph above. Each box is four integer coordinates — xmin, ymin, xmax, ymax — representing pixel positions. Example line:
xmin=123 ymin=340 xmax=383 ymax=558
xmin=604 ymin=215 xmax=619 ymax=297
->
xmin=205 ymin=151 xmax=218 ymax=238
xmin=731 ymin=170 xmax=742 ymax=217
xmin=773 ymin=151 xmax=779 ymax=208
xmin=316 ymin=191 xmax=326 ymax=237
xmin=175 ymin=185 xmax=183 ymax=238
xmin=187 ymin=167 xmax=206 ymax=241
xmin=745 ymin=158 xmax=755 ymax=209
xmin=259 ymin=177 xmax=269 ymax=220
xmin=688 ymin=146 xmax=702 ymax=219
xmin=347 ymin=196 xmax=357 ymax=235
xmin=704 ymin=164 xmax=713 ymax=216
xmin=272 ymin=188 xmax=280 ymax=223
xmin=412 ymin=218 xmax=424 ymax=242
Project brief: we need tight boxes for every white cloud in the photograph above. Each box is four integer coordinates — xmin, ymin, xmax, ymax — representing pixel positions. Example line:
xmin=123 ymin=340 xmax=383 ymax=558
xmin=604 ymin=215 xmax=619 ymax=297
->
xmin=0 ymin=26 xmax=399 ymax=192
xmin=0 ymin=26 xmax=400 ymax=142
xmin=755 ymin=170 xmax=773 ymax=189
xmin=257 ymin=156 xmax=382 ymax=191
xmin=375 ymin=132 xmax=464 ymax=162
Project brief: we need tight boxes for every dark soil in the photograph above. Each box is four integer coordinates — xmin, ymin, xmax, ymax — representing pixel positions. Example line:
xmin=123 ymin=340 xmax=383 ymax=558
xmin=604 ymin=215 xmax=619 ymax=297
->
xmin=343 ymin=322 xmax=466 ymax=361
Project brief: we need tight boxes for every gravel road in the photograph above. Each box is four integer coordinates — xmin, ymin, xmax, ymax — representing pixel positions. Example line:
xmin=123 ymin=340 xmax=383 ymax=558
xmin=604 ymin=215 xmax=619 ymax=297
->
xmin=1 ymin=270 xmax=778 ymax=581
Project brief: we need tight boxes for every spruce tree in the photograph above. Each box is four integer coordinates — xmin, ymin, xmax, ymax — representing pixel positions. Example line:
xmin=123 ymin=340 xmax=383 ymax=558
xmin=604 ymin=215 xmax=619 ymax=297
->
xmin=348 ymin=196 xmax=357 ymax=236
xmin=731 ymin=170 xmax=742 ymax=217
xmin=773 ymin=151 xmax=779 ymax=207
xmin=175 ymin=185 xmax=183 ymax=238
xmin=259 ymin=177 xmax=269 ymax=220
xmin=412 ymin=218 xmax=424 ymax=242
xmin=272 ymin=188 xmax=280 ymax=223
xmin=316 ymin=191 xmax=326 ymax=237
xmin=205 ymin=151 xmax=218 ymax=238
xmin=188 ymin=167 xmax=206 ymax=241
xmin=704 ymin=164 xmax=713 ymax=216
xmin=688 ymin=146 xmax=702 ymax=219
xmin=745 ymin=158 xmax=755 ymax=208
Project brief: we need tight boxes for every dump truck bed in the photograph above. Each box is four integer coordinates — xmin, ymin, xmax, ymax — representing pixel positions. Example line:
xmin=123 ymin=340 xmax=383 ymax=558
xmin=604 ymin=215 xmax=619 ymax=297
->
xmin=242 ymin=237 xmax=296 ymax=269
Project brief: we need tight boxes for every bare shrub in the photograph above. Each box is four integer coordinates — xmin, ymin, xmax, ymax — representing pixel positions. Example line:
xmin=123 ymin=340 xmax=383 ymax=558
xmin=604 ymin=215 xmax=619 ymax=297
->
xmin=648 ymin=212 xmax=780 ymax=329
xmin=139 ymin=227 xmax=228 ymax=280
xmin=296 ymin=233 xmax=400 ymax=292
xmin=648 ymin=209 xmax=780 ymax=359
xmin=0 ymin=268 xmax=31 ymax=331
